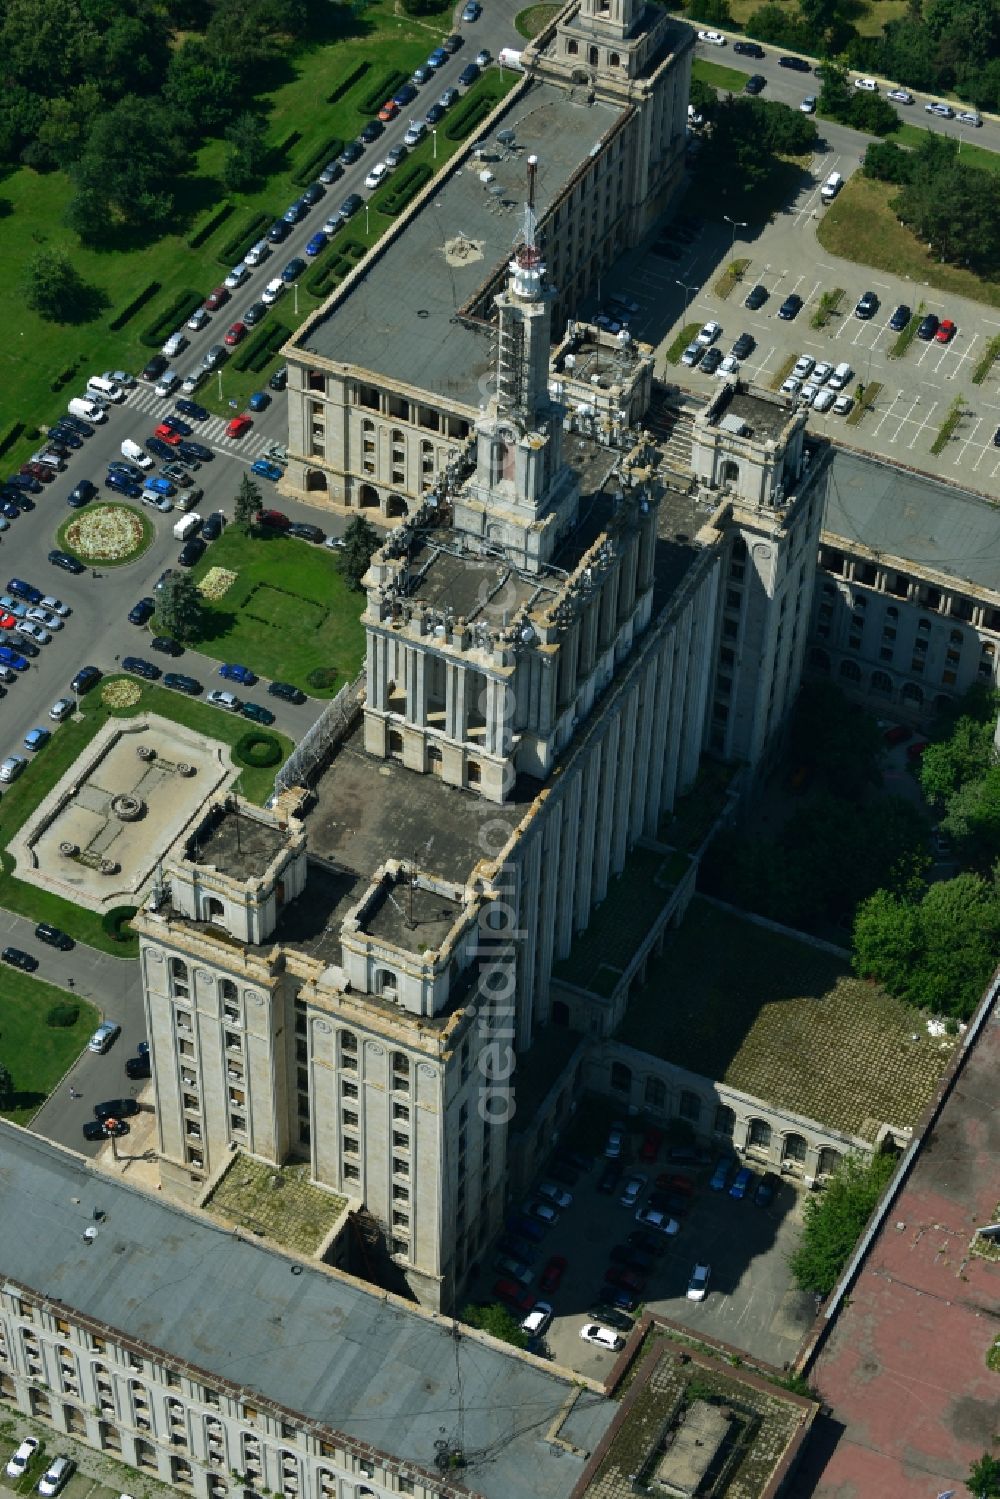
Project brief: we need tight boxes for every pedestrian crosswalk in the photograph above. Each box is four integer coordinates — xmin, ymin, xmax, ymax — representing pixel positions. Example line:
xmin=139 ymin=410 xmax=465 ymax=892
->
xmin=121 ymin=385 xmax=273 ymax=460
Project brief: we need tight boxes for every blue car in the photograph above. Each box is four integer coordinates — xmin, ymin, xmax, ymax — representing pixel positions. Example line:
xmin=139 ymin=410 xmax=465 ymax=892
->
xmin=729 ymin=1167 xmax=754 ymax=1200
xmin=392 ymin=83 xmax=417 ymax=106
xmin=250 ymin=459 xmax=282 ymax=482
xmin=507 ymin=1213 xmax=546 ymax=1243
xmin=709 ymin=1157 xmax=732 ymax=1191
xmin=428 ymin=47 xmax=447 ymax=67
xmin=7 ymin=579 xmax=41 ymax=604
xmin=305 ymin=232 xmax=328 ymax=257
xmin=106 ymin=476 xmax=141 ymax=498
xmin=128 ymin=597 xmax=155 ymax=626
xmin=24 ymin=727 xmax=50 ymax=752
xmin=0 ymin=645 xmax=29 ymax=670
xmin=248 ymin=392 xmax=270 ymax=413
xmin=219 ymin=662 xmax=257 ymax=686
xmin=144 ymin=476 xmax=175 ymax=496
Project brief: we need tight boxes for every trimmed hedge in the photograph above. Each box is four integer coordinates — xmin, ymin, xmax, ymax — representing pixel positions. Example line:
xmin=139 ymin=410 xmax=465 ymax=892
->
xmin=102 ymin=905 xmax=137 ymax=943
xmin=217 ymin=212 xmax=271 ymax=267
xmin=327 ymin=60 xmax=370 ymax=104
xmin=50 ymin=365 xmax=79 ymax=393
xmin=232 ymin=320 xmax=290 ymax=374
xmin=46 ymin=1004 xmax=80 ymax=1029
xmin=358 ymin=70 xmax=409 ymax=116
xmin=234 ymin=731 xmax=283 ymax=768
xmin=273 ymin=130 xmax=302 ymax=160
xmin=444 ymin=89 xmax=499 ymax=141
xmin=109 ymin=280 xmax=162 ymax=332
xmin=294 ymin=135 xmax=345 ymax=187
xmin=305 ymin=239 xmax=367 ymax=299
xmin=0 ymin=423 xmax=25 ymax=456
xmin=374 ymin=160 xmax=433 ymax=217
xmin=140 ymin=289 xmax=203 ymax=349
xmin=189 ymin=200 xmax=235 ymax=250
xmin=307 ymin=666 xmax=339 ymax=690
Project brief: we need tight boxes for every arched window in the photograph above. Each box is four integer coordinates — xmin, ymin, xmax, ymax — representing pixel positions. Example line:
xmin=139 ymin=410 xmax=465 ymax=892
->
xmin=609 ymin=50 xmax=620 ymax=65
xmin=170 ymin=957 xmax=190 ymax=998
xmin=949 ymin=629 xmax=963 ymax=646
xmin=748 ymin=1118 xmax=771 ymax=1148
xmin=338 ymin=1030 xmax=357 ymax=1065
xmin=714 ymin=1104 xmax=735 ymax=1137
xmin=610 ymin=1061 xmax=632 ymax=1095
xmin=374 ymin=967 xmax=397 ymax=998
xmin=588 ymin=44 xmax=599 ymax=64
xmin=782 ymin=1132 xmax=807 ymax=1164
xmin=679 ymin=1089 xmax=700 ymax=1122
xmin=392 ymin=1052 xmax=410 ymax=1092
xmin=358 ymin=482 xmax=380 ymax=509
xmin=840 ymin=658 xmax=861 ymax=681
xmin=645 ymin=1076 xmax=666 ymax=1108
xmin=567 ymin=37 xmax=578 ymax=53
xmin=721 ymin=459 xmax=739 ymax=485
xmin=467 ymin=760 xmax=482 ymax=785
xmin=220 ymin=978 xmax=237 ymax=1002
xmin=205 ymin=895 xmax=224 ymax=924
xmin=388 ymin=729 xmax=403 ymax=756
xmin=917 ymin=617 xmax=931 ymax=632
xmin=901 ymin=682 xmax=924 ymax=705
xmin=817 ymin=1147 xmax=841 ymax=1177
xmin=361 ymin=417 xmax=375 ymax=435
xmin=871 ymin=669 xmax=893 ymax=696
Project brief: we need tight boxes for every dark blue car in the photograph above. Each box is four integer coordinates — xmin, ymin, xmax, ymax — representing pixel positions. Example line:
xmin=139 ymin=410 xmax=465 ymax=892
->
xmin=305 ymin=232 xmax=328 ymax=257
xmin=506 ymin=1214 xmax=546 ymax=1243
xmin=219 ymin=662 xmax=257 ymax=686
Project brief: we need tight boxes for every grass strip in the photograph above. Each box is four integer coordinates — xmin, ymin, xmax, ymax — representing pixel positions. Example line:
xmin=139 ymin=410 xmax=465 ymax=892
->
xmin=664 ymin=322 xmax=701 ymax=366
xmin=846 ymin=379 xmax=882 ymax=426
xmin=972 ymin=332 xmax=1000 ymax=385
xmin=0 ymin=972 xmax=99 ymax=1126
xmin=888 ymin=304 xmax=924 ymax=359
xmin=713 ymin=257 xmax=750 ymax=300
xmin=769 ymin=352 xmax=796 ymax=391
xmin=691 ymin=57 xmax=750 ymax=93
xmin=810 ymin=287 xmax=844 ymax=330
xmin=929 ymin=392 xmax=966 ymax=453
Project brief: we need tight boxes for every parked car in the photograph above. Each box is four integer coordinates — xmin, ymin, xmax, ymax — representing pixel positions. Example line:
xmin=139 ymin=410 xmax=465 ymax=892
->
xmin=889 ymin=303 xmax=911 ymax=331
xmin=605 ymin=1123 xmax=626 ymax=1158
xmin=269 ymin=680 xmax=304 ymax=703
xmin=917 ymin=312 xmax=940 ymax=340
xmin=619 ymin=1173 xmax=647 ymax=1208
xmin=697 ymin=28 xmax=726 ymax=43
xmin=753 ymin=1171 xmax=779 ymax=1208
xmin=778 ymin=293 xmax=802 ymax=320
xmin=709 ymin=1156 xmax=732 ymax=1190
xmin=6 ymin=1438 xmax=39 ymax=1479
xmin=71 ymin=665 xmax=101 ymax=693
xmin=634 ymin=1206 xmax=679 ymax=1234
xmin=1 ymin=945 xmax=38 ymax=971
xmin=37 ymin=1457 xmax=74 ymax=1496
xmin=206 ymin=689 xmax=242 ymax=712
xmin=226 ymin=414 xmax=252 ymax=439
xmin=579 ymin=1323 xmax=623 ymax=1351
xmin=163 ymin=673 xmax=201 ymax=695
xmin=687 ymin=1262 xmax=711 ymax=1301
xmin=94 ymin=1097 xmax=140 ymax=1122
xmin=729 ymin=1166 xmax=755 ymax=1199
xmin=122 ymin=656 xmax=161 ymax=680
xmin=536 ymin=1181 xmax=572 ymax=1209
xmin=251 ymin=459 xmax=283 ymax=483
xmin=88 ymin=1021 xmax=121 ymax=1053
xmin=778 ymin=53 xmax=810 ymax=70
xmin=598 ymin=1158 xmax=623 ymax=1193
xmin=854 ymin=290 xmax=879 ymax=320
xmin=82 ymin=1118 xmax=128 ymax=1141
xmin=220 ymin=662 xmax=257 ymax=685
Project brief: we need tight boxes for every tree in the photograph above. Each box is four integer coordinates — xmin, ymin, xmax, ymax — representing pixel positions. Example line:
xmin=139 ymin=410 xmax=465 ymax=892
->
xmin=235 ymin=473 xmax=263 ymax=532
xmin=791 ymin=1152 xmax=897 ymax=1294
xmin=920 ymin=702 xmax=997 ymax=803
xmin=460 ymin=1302 xmax=528 ymax=1348
xmin=21 ymin=248 xmax=98 ymax=322
xmin=967 ymin=1453 xmax=1000 ymax=1499
xmin=68 ymin=97 xmax=186 ymax=242
xmin=0 ymin=1062 xmax=12 ymax=1110
xmin=223 ymin=111 xmax=269 ymax=191
xmin=788 ymin=682 xmax=883 ymax=800
xmin=863 ymin=139 xmax=912 ymax=184
xmin=157 ymin=573 xmax=204 ymax=643
xmin=338 ymin=515 xmax=381 ymax=591
xmin=941 ymin=767 xmax=1000 ymax=870
xmin=847 ymin=91 xmax=900 ymax=135
xmin=163 ymin=40 xmax=242 ymax=137
xmin=817 ymin=60 xmax=853 ymax=120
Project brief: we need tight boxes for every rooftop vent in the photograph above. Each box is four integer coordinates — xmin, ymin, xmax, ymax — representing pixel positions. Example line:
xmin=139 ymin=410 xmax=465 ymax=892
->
xmin=718 ymin=414 xmax=750 ymax=437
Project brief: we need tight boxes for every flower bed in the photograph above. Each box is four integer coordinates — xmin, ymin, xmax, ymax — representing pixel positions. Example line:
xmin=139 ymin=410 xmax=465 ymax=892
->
xmin=101 ymin=678 xmax=142 ymax=709
xmin=200 ymin=566 xmax=238 ymax=601
xmin=59 ymin=504 xmax=152 ymax=565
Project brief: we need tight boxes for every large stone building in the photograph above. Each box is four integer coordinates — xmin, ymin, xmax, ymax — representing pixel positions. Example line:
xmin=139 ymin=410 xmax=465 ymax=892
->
xmin=281 ymin=0 xmax=693 ymax=516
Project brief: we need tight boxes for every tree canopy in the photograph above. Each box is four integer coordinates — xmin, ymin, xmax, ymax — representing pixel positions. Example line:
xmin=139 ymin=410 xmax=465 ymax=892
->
xmin=338 ymin=516 xmax=381 ymax=592
xmin=692 ymin=97 xmax=817 ymax=212
xmin=157 ymin=573 xmax=204 ymax=643
xmin=235 ymin=473 xmax=264 ymax=532
xmin=790 ymin=1151 xmax=897 ymax=1294
xmin=460 ymin=1302 xmax=528 ymax=1349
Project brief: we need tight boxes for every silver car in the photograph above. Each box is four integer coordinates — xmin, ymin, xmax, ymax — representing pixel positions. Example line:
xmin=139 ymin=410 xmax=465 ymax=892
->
xmin=16 ymin=620 xmax=50 ymax=645
xmin=88 ymin=1021 xmax=121 ymax=1054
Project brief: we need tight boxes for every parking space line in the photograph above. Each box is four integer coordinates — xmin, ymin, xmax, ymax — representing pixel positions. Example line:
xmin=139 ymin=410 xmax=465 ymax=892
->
xmin=908 ymin=401 xmax=938 ymax=449
xmin=954 ymin=417 xmax=982 ymax=465
xmin=888 ymin=396 xmax=920 ymax=442
xmin=871 ymin=393 xmax=905 ymax=439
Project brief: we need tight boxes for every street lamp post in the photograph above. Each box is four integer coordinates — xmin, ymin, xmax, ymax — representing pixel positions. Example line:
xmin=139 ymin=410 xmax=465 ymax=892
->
xmin=432 ymin=128 xmax=438 ymax=160
xmin=217 ymin=370 xmax=223 ymax=402
xmin=723 ymin=214 xmax=748 ymax=259
xmin=675 ymin=278 xmax=697 ymax=316
xmin=365 ymin=203 xmax=370 ymax=236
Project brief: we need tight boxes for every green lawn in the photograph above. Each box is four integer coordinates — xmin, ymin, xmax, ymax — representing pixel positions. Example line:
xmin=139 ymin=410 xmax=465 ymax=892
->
xmin=817 ymin=173 xmax=1000 ymax=310
xmin=684 ymin=0 xmax=909 ymax=37
xmin=515 ymin=3 xmax=561 ymax=37
xmin=0 ymin=1 xmax=524 ymax=461
xmin=691 ymin=57 xmax=750 ymax=93
xmin=187 ymin=528 xmax=367 ymax=694
xmin=888 ymin=121 xmax=1000 ymax=176
xmin=0 ymin=676 xmax=292 ymax=954
xmin=0 ymin=973 xmax=99 ymax=1126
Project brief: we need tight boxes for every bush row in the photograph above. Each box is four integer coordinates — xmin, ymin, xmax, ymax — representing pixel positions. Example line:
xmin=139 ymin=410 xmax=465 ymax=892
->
xmin=0 ymin=423 xmax=24 ymax=457
xmin=140 ymin=289 xmax=203 ymax=350
xmin=217 ymin=212 xmax=270 ymax=267
xmin=327 ymin=60 xmax=370 ymax=105
xmin=234 ymin=731 xmax=283 ymax=768
xmin=102 ymin=905 xmax=137 ymax=942
xmin=49 ymin=364 xmax=80 ymax=392
xmin=188 ymin=200 xmax=235 ymax=250
xmin=293 ymin=135 xmax=345 ymax=188
xmin=375 ymin=161 xmax=433 ymax=217
xmin=358 ymin=70 xmax=409 ymax=116
xmin=109 ymin=280 xmax=162 ymax=333
xmin=232 ymin=320 xmax=290 ymax=374
xmin=444 ymin=88 xmax=500 ymax=142
xmin=305 ymin=239 xmax=366 ymax=298
xmin=273 ymin=130 xmax=302 ymax=161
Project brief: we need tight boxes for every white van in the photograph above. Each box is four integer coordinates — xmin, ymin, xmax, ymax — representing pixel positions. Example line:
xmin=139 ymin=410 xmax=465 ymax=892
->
xmin=498 ymin=46 xmax=523 ymax=69
xmin=121 ymin=438 xmax=154 ymax=469
xmin=173 ymin=512 xmax=202 ymax=541
xmin=828 ymin=361 xmax=854 ymax=390
xmin=86 ymin=375 xmax=125 ymax=403
xmin=68 ymin=397 xmax=107 ymax=423
xmin=820 ymin=171 xmax=843 ymax=202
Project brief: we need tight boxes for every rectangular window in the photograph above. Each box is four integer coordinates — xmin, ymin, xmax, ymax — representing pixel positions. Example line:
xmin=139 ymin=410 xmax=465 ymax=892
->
xmin=343 ymin=1110 xmax=358 ymax=1128
xmin=343 ymin=1161 xmax=359 ymax=1180
xmin=342 ymin=1079 xmax=358 ymax=1097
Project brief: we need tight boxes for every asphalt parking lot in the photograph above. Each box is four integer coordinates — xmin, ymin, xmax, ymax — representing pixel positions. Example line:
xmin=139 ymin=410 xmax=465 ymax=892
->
xmin=590 ymin=150 xmax=1000 ymax=497
xmin=491 ymin=1143 xmax=816 ymax=1381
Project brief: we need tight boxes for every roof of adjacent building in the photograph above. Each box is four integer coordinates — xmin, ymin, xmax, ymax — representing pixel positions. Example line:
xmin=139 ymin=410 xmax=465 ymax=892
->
xmin=823 ymin=449 xmax=1000 ymax=597
xmin=0 ymin=1124 xmax=616 ymax=1499
xmin=295 ymin=79 xmax=621 ymax=408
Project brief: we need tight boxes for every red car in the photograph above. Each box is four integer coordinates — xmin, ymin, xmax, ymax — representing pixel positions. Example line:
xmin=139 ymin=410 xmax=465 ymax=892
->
xmin=605 ymin=1265 xmax=646 ymax=1294
xmin=204 ymin=286 xmax=229 ymax=311
xmin=226 ymin=414 xmax=253 ymax=439
xmin=540 ymin=1255 xmax=568 ymax=1293
xmin=883 ymin=724 xmax=912 ymax=747
xmin=153 ymin=424 xmax=182 ymax=445
xmin=224 ymin=321 xmax=247 ymax=347
xmin=492 ymin=1279 xmax=534 ymax=1314
xmin=655 ymin=1171 xmax=695 ymax=1196
xmin=0 ymin=612 xmax=19 ymax=629
xmin=935 ymin=318 xmax=956 ymax=343
xmin=640 ymin=1127 xmax=664 ymax=1162
xmin=20 ymin=462 xmax=55 ymax=482
xmin=378 ymin=99 xmax=400 ymax=121
xmin=259 ymin=507 xmax=289 ymax=528
xmin=907 ymin=740 xmax=928 ymax=762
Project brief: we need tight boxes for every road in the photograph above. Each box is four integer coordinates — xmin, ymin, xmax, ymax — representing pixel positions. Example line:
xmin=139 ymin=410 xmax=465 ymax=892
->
xmin=694 ymin=33 xmax=1000 ymax=155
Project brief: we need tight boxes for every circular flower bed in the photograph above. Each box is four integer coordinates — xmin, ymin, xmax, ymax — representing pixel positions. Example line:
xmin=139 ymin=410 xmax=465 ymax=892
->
xmin=58 ymin=503 xmax=152 ymax=565
xmin=101 ymin=678 xmax=142 ymax=709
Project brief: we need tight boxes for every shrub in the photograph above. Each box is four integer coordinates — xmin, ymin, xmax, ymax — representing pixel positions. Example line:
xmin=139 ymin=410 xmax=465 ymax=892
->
xmin=46 ymin=1003 xmax=80 ymax=1028
xmin=273 ymin=130 xmax=302 ymax=160
xmin=49 ymin=366 xmax=79 ymax=392
xmin=359 ymin=71 xmax=409 ymax=116
xmin=374 ymin=161 xmax=433 ymax=216
xmin=139 ymin=289 xmax=203 ymax=349
xmin=24 ymin=426 xmax=40 ymax=441
xmin=293 ymin=136 xmax=345 ymax=187
xmin=189 ymin=201 xmax=235 ymax=250
xmin=109 ymin=281 xmax=162 ymax=332
xmin=444 ymin=89 xmax=499 ymax=142
xmin=232 ymin=321 xmax=290 ymax=374
xmin=217 ymin=212 xmax=271 ymax=267
xmin=0 ymin=423 xmax=24 ymax=456
xmin=234 ymin=731 xmax=283 ymax=768
xmin=101 ymin=905 xmax=137 ymax=942
xmin=327 ymin=61 xmax=370 ymax=104
xmin=305 ymin=240 xmax=366 ymax=298
xmin=307 ymin=666 xmax=339 ymax=689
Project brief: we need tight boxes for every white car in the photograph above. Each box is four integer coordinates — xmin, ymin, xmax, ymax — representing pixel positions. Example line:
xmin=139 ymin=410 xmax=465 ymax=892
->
xmin=88 ymin=1021 xmax=121 ymax=1053
xmin=142 ymin=492 xmax=173 ymax=514
xmin=696 ymin=319 xmax=722 ymax=346
xmin=957 ymin=110 xmax=982 ymax=126
xmin=812 ymin=360 xmax=834 ymax=384
xmin=245 ymin=240 xmax=271 ymax=267
xmin=792 ymin=353 xmax=815 ymax=379
xmin=833 ymin=394 xmax=854 ymax=415
xmin=800 ymin=94 xmax=816 ymax=113
xmin=605 ymin=1125 xmax=625 ymax=1158
xmin=181 ymin=370 xmax=206 ymax=394
xmin=101 ymin=369 xmax=136 ymax=388
xmin=27 ymin=607 xmax=63 ymax=631
xmin=154 ymin=371 xmax=180 ymax=398
xmin=224 ymin=263 xmax=250 ymax=290
xmin=536 ymin=1181 xmax=573 ymax=1208
xmin=39 ymin=595 xmax=70 ymax=616
xmin=800 ymin=381 xmax=819 ymax=405
xmin=680 ymin=342 xmax=703 ymax=367
xmin=525 ymin=1199 xmax=559 ymax=1224
xmin=187 ymin=306 xmax=210 ymax=332
xmin=634 ymin=1206 xmax=679 ymax=1234
xmin=580 ymin=1322 xmax=624 ymax=1350
xmin=781 ymin=375 xmax=802 ymax=397
xmin=261 ymin=277 xmax=286 ymax=306
xmin=206 ymin=689 xmax=241 ymax=712
xmin=49 ymin=697 xmax=75 ymax=721
xmin=6 ymin=1438 xmax=39 ymax=1478
xmin=364 ymin=162 xmax=389 ymax=190
xmin=686 ymin=1262 xmax=711 ymax=1302
xmin=812 ymin=388 xmax=835 ymax=412
xmin=887 ymin=88 xmax=913 ymax=104
xmin=697 ymin=29 xmax=726 ymax=44
xmin=619 ymin=1173 xmax=647 ymax=1208
xmin=718 ymin=354 xmax=740 ymax=378
xmin=854 ymin=76 xmax=878 ymax=91
xmin=404 ymin=120 xmax=427 ymax=146
xmin=520 ymin=1301 xmax=553 ymax=1337
xmin=16 ymin=621 xmax=50 ymax=645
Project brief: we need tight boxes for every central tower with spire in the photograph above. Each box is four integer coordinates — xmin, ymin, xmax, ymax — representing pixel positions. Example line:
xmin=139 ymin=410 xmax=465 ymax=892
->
xmin=452 ymin=155 xmax=580 ymax=573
